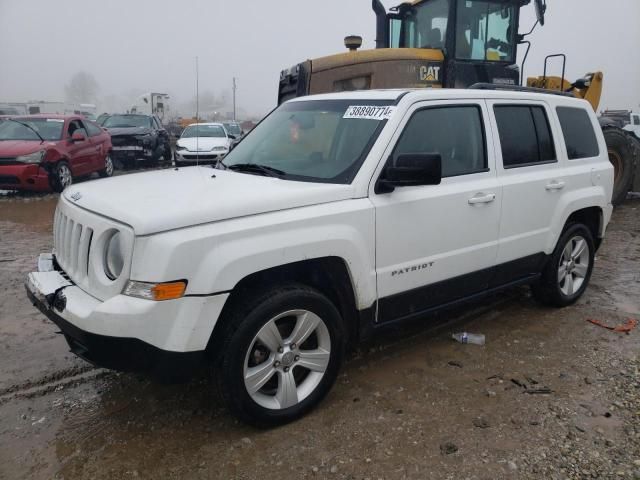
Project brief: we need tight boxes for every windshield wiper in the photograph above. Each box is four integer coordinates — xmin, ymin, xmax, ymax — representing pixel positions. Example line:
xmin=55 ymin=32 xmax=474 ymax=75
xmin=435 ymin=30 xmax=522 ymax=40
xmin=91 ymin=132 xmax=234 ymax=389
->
xmin=227 ymin=163 xmax=286 ymax=178
xmin=7 ymin=119 xmax=44 ymax=143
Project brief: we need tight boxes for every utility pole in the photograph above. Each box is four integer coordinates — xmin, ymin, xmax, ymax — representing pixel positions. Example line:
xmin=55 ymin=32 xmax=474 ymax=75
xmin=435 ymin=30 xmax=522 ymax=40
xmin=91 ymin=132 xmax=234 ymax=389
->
xmin=232 ymin=77 xmax=237 ymax=121
xmin=195 ymin=56 xmax=199 ymax=122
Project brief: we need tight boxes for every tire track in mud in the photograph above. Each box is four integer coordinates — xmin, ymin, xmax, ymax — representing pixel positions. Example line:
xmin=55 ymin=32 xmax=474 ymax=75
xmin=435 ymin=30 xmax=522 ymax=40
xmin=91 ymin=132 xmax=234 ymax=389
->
xmin=0 ymin=365 xmax=112 ymax=405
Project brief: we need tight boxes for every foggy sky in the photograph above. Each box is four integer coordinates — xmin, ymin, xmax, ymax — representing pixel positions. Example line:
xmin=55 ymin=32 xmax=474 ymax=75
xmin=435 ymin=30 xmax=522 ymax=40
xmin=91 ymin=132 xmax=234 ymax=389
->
xmin=1 ymin=0 xmax=638 ymax=117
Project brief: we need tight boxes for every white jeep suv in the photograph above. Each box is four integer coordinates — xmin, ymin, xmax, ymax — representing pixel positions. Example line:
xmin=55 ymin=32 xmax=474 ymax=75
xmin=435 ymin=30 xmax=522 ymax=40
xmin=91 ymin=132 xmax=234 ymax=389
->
xmin=27 ymin=88 xmax=614 ymax=426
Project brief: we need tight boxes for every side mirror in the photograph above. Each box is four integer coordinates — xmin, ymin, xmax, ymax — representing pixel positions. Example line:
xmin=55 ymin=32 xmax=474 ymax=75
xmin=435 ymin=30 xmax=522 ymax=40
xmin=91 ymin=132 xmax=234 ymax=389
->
xmin=534 ymin=0 xmax=546 ymax=26
xmin=71 ymin=131 xmax=87 ymax=142
xmin=228 ymin=134 xmax=237 ymax=140
xmin=377 ymin=153 xmax=442 ymax=193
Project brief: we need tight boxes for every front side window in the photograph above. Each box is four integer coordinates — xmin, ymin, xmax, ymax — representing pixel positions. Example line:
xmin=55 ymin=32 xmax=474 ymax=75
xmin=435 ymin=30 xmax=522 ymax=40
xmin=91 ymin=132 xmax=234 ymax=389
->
xmin=85 ymin=121 xmax=103 ymax=137
xmin=633 ymin=115 xmax=640 ymax=126
xmin=0 ymin=118 xmax=64 ymax=141
xmin=392 ymin=105 xmax=487 ymax=177
xmin=456 ymin=0 xmax=517 ymax=62
xmin=182 ymin=125 xmax=227 ymax=138
xmin=223 ymin=100 xmax=392 ymax=184
xmin=397 ymin=0 xmax=450 ymax=49
xmin=556 ymin=107 xmax=600 ymax=160
xmin=103 ymin=115 xmax=152 ymax=129
xmin=494 ymin=105 xmax=556 ymax=168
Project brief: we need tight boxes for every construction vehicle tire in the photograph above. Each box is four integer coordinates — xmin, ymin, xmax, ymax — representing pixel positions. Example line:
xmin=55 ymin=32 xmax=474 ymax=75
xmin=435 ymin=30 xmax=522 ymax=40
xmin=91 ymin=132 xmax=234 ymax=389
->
xmin=603 ymin=127 xmax=635 ymax=205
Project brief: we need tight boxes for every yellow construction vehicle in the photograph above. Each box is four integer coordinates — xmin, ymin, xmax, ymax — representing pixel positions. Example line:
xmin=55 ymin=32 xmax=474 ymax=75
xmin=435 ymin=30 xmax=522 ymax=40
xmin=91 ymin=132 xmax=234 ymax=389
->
xmin=278 ymin=0 xmax=637 ymax=204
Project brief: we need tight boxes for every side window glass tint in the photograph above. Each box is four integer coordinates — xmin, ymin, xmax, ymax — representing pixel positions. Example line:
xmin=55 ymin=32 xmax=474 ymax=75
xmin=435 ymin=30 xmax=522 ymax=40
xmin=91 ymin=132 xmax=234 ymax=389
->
xmin=494 ymin=105 xmax=556 ymax=168
xmin=393 ymin=106 xmax=487 ymax=178
xmin=494 ymin=106 xmax=538 ymax=167
xmin=633 ymin=115 xmax=640 ymax=126
xmin=531 ymin=107 xmax=556 ymax=162
xmin=556 ymin=107 xmax=600 ymax=160
xmin=86 ymin=121 xmax=102 ymax=136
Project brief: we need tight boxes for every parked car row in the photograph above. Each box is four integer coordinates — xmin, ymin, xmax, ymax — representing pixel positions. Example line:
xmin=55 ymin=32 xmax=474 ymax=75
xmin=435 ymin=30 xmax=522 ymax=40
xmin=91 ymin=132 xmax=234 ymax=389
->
xmin=0 ymin=115 xmax=113 ymax=192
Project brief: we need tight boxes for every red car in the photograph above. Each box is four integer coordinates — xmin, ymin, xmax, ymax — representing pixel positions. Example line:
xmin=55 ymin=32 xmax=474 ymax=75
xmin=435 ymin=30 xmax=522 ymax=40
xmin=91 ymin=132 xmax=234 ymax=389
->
xmin=0 ymin=114 xmax=113 ymax=192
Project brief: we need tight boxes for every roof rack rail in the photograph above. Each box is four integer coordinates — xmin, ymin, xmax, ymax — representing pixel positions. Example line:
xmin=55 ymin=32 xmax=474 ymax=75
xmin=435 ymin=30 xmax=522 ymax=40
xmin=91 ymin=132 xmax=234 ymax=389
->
xmin=469 ymin=83 xmax=574 ymax=98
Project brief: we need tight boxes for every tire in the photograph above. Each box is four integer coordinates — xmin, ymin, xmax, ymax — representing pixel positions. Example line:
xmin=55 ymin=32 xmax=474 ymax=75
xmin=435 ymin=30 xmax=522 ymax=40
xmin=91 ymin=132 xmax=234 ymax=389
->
xmin=163 ymin=143 xmax=172 ymax=166
xmin=218 ymin=284 xmax=345 ymax=427
xmin=628 ymin=134 xmax=640 ymax=193
xmin=49 ymin=161 xmax=73 ymax=193
xmin=603 ymin=127 xmax=635 ymax=205
xmin=531 ymin=223 xmax=595 ymax=308
xmin=98 ymin=154 xmax=114 ymax=178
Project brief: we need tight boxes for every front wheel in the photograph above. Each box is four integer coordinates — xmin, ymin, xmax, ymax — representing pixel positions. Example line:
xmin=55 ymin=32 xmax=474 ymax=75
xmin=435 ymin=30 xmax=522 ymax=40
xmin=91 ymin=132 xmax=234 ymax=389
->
xmin=98 ymin=154 xmax=114 ymax=178
xmin=49 ymin=161 xmax=73 ymax=193
xmin=218 ymin=285 xmax=345 ymax=427
xmin=532 ymin=224 xmax=595 ymax=307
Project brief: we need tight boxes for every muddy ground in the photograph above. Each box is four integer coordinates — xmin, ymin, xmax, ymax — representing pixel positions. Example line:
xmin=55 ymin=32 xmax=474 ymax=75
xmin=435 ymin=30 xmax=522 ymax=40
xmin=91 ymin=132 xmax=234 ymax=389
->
xmin=0 ymin=191 xmax=638 ymax=480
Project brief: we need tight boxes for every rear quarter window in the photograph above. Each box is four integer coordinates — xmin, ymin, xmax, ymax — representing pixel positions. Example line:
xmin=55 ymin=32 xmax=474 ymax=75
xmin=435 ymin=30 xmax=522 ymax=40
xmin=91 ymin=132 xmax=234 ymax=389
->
xmin=556 ymin=107 xmax=600 ymax=160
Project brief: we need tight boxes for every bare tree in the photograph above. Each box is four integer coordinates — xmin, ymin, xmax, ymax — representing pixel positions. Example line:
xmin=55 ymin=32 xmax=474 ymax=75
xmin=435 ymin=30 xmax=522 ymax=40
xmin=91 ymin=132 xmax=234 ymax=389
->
xmin=64 ymin=72 xmax=99 ymax=104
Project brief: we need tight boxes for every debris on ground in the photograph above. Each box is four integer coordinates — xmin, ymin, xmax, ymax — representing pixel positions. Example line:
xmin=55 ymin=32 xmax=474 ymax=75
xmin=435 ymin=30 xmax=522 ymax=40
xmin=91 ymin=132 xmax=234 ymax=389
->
xmin=587 ymin=318 xmax=638 ymax=334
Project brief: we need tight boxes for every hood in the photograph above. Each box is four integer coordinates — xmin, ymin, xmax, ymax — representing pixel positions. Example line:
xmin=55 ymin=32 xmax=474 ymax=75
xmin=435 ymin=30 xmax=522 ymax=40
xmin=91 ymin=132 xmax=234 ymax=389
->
xmin=63 ymin=167 xmax=355 ymax=235
xmin=177 ymin=136 xmax=229 ymax=152
xmin=0 ymin=140 xmax=47 ymax=157
xmin=107 ymin=127 xmax=153 ymax=137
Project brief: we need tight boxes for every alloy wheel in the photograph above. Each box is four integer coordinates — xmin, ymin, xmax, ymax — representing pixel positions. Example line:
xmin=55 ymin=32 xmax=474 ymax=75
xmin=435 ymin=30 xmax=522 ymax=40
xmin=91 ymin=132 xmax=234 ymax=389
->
xmin=557 ymin=235 xmax=590 ymax=296
xmin=58 ymin=164 xmax=72 ymax=189
xmin=105 ymin=155 xmax=114 ymax=176
xmin=243 ymin=309 xmax=331 ymax=410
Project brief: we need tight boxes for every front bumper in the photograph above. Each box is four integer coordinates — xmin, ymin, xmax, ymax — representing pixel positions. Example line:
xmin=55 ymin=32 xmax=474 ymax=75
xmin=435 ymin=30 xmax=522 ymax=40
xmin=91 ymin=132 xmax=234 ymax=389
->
xmin=26 ymin=254 xmax=229 ymax=381
xmin=174 ymin=151 xmax=226 ymax=165
xmin=0 ymin=164 xmax=51 ymax=191
xmin=111 ymin=146 xmax=154 ymax=163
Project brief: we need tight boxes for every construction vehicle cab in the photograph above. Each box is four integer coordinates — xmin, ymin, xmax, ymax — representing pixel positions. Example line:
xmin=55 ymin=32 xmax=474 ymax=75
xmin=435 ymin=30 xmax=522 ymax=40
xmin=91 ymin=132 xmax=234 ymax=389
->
xmin=278 ymin=0 xmax=534 ymax=103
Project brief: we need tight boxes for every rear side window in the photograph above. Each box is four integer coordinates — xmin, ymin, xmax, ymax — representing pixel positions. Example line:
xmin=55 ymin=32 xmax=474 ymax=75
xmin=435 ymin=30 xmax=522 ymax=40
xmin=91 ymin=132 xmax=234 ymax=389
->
xmin=392 ymin=106 xmax=487 ymax=178
xmin=494 ymin=105 xmax=556 ymax=168
xmin=556 ymin=107 xmax=600 ymax=159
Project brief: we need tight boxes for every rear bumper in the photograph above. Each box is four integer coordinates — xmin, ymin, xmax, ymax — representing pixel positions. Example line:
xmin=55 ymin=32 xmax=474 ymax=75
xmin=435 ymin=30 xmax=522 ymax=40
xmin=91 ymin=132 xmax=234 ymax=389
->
xmin=0 ymin=164 xmax=51 ymax=191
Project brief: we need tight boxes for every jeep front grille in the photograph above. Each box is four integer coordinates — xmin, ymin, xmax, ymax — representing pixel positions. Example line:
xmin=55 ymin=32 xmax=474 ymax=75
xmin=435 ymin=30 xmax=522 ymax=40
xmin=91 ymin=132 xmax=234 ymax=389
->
xmin=53 ymin=209 xmax=93 ymax=282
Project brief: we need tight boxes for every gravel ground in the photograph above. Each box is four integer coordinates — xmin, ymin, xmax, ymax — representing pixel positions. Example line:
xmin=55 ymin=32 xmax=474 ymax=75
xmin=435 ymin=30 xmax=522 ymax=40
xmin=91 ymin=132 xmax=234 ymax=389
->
xmin=0 ymin=190 xmax=638 ymax=480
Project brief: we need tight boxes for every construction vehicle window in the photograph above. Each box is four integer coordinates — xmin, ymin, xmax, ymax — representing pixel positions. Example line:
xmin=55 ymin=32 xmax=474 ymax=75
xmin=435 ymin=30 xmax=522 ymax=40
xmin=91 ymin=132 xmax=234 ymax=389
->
xmin=392 ymin=106 xmax=487 ymax=178
xmin=456 ymin=0 xmax=516 ymax=62
xmin=494 ymin=105 xmax=556 ymax=168
xmin=556 ymin=107 xmax=600 ymax=160
xmin=400 ymin=0 xmax=449 ymax=49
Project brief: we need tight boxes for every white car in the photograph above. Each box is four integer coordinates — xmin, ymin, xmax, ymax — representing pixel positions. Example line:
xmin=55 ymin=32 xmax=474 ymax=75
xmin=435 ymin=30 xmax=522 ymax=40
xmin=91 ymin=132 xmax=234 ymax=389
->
xmin=174 ymin=123 xmax=231 ymax=164
xmin=27 ymin=88 xmax=613 ymax=426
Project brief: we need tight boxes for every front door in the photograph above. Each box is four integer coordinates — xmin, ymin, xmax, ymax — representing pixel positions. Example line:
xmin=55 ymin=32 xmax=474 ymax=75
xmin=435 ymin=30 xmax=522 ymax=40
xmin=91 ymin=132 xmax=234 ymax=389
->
xmin=65 ymin=120 xmax=94 ymax=175
xmin=371 ymin=100 xmax=502 ymax=323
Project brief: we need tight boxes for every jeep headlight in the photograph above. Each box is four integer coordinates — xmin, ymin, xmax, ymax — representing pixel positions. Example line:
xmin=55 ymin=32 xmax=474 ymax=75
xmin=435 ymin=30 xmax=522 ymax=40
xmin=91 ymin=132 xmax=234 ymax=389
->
xmin=104 ymin=231 xmax=124 ymax=280
xmin=176 ymin=143 xmax=187 ymax=151
xmin=16 ymin=150 xmax=45 ymax=164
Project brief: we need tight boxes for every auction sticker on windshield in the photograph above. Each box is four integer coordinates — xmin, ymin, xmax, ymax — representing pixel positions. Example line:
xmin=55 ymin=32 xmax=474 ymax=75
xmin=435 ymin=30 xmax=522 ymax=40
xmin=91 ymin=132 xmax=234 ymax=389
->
xmin=343 ymin=106 xmax=395 ymax=121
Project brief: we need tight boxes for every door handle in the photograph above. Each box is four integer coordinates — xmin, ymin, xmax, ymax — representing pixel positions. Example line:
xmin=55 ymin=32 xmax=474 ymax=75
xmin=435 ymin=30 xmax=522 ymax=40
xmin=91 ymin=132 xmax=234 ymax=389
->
xmin=468 ymin=193 xmax=496 ymax=205
xmin=545 ymin=180 xmax=566 ymax=191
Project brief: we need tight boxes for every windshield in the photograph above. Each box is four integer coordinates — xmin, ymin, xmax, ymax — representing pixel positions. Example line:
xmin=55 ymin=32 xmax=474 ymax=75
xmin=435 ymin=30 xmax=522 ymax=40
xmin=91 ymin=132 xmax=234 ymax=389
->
xmin=456 ymin=0 xmax=517 ymax=62
xmin=182 ymin=125 xmax=227 ymax=138
xmin=392 ymin=0 xmax=450 ymax=49
xmin=0 ymin=118 xmax=64 ymax=141
xmin=103 ymin=115 xmax=151 ymax=129
xmin=223 ymin=100 xmax=392 ymax=184
xmin=223 ymin=123 xmax=242 ymax=135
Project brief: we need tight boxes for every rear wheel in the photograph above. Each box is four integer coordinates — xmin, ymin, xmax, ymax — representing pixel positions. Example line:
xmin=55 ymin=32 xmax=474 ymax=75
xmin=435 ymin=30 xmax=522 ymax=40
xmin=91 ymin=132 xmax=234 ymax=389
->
xmin=532 ymin=223 xmax=595 ymax=307
xmin=49 ymin=161 xmax=73 ymax=193
xmin=218 ymin=285 xmax=345 ymax=427
xmin=603 ymin=127 xmax=635 ymax=205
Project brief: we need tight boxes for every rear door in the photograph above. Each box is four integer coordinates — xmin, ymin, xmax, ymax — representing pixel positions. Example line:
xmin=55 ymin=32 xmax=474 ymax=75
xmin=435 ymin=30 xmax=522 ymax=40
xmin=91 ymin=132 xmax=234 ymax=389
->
xmin=487 ymin=101 xmax=562 ymax=285
xmin=371 ymin=99 xmax=502 ymax=323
